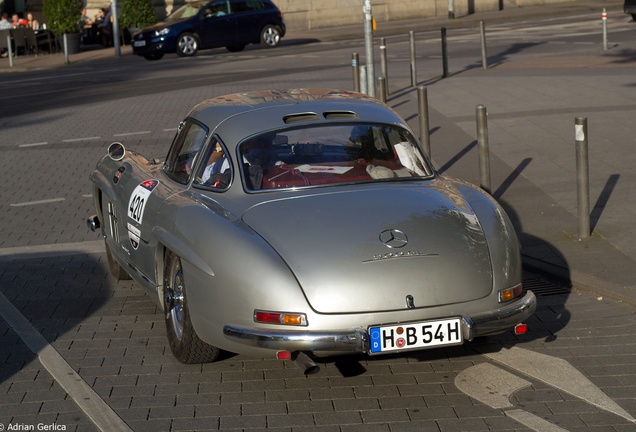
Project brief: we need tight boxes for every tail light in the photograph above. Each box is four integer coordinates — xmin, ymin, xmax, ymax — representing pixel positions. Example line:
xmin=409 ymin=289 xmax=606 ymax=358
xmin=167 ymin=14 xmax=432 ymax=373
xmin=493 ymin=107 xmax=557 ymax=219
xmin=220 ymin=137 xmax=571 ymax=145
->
xmin=254 ymin=310 xmax=307 ymax=326
xmin=498 ymin=284 xmax=523 ymax=303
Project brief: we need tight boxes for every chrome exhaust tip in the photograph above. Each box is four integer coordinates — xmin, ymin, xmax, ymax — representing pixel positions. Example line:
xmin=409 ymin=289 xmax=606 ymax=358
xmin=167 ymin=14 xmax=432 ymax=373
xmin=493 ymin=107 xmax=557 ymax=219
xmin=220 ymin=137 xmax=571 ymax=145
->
xmin=293 ymin=352 xmax=320 ymax=375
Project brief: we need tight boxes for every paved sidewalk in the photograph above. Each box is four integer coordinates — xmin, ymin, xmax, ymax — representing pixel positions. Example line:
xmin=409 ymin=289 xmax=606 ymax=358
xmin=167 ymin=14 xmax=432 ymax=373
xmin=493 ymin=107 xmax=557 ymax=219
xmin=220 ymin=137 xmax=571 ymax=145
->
xmin=0 ymin=0 xmax=634 ymax=307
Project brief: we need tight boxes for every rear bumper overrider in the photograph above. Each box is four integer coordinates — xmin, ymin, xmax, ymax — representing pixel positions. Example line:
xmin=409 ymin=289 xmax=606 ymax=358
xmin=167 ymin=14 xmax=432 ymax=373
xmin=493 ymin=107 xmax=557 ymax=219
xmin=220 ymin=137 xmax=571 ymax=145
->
xmin=223 ymin=291 xmax=537 ymax=354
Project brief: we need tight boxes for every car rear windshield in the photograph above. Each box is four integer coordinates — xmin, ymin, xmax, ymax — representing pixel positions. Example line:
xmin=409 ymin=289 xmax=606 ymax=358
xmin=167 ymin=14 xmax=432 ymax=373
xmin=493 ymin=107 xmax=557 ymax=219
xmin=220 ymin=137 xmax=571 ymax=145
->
xmin=239 ymin=123 xmax=433 ymax=191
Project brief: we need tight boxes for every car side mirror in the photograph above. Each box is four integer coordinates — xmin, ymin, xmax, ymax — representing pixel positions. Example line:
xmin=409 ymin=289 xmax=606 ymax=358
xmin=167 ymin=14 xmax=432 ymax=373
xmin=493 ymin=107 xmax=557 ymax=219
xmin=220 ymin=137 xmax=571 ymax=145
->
xmin=108 ymin=142 xmax=126 ymax=161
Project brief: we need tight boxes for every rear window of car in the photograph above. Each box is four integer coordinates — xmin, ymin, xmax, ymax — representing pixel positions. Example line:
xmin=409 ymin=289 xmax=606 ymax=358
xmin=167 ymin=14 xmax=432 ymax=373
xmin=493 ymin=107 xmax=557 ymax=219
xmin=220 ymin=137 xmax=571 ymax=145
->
xmin=238 ymin=123 xmax=433 ymax=191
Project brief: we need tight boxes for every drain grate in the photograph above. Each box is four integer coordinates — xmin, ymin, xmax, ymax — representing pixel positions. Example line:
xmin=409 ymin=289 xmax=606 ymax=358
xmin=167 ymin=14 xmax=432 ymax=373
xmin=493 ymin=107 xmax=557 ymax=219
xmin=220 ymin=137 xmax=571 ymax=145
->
xmin=523 ymin=276 xmax=572 ymax=297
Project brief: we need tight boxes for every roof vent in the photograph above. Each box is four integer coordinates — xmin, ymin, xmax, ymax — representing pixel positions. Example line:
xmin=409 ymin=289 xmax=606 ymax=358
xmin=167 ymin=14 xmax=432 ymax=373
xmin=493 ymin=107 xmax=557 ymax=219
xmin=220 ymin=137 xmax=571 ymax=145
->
xmin=323 ymin=111 xmax=359 ymax=120
xmin=283 ymin=113 xmax=320 ymax=124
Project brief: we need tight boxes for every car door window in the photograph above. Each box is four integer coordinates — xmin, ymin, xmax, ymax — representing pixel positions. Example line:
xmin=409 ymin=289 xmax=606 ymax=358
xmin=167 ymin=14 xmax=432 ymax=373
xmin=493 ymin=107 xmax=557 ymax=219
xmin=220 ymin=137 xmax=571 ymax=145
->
xmin=230 ymin=0 xmax=262 ymax=14
xmin=194 ymin=137 xmax=232 ymax=190
xmin=204 ymin=0 xmax=229 ymax=17
xmin=164 ymin=121 xmax=209 ymax=184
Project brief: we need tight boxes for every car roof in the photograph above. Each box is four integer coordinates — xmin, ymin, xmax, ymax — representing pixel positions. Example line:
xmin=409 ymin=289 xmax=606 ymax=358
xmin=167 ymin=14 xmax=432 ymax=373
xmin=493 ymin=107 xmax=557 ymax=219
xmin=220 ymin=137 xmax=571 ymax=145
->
xmin=186 ymin=89 xmax=410 ymax=143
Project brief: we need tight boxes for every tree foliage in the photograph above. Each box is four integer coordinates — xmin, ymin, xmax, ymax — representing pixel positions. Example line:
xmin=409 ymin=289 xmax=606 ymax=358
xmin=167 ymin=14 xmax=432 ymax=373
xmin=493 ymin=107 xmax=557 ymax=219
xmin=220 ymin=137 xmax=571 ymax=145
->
xmin=42 ymin=0 xmax=83 ymax=35
xmin=120 ymin=0 xmax=158 ymax=29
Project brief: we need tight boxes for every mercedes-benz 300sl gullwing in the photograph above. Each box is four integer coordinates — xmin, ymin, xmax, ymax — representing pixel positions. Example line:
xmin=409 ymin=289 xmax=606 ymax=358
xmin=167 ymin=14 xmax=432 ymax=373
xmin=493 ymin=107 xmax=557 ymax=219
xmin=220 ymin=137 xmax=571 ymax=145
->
xmin=87 ymin=89 xmax=536 ymax=374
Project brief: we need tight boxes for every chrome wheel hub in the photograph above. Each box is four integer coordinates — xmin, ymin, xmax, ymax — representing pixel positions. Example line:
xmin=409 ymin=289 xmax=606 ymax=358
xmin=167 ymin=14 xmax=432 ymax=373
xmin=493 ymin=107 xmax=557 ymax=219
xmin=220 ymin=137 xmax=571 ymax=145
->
xmin=165 ymin=269 xmax=185 ymax=340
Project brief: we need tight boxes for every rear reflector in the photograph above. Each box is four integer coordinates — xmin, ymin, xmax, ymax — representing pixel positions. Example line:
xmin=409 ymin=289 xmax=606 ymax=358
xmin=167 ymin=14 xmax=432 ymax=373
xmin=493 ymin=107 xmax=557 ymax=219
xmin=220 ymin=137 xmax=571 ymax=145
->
xmin=276 ymin=351 xmax=291 ymax=360
xmin=514 ymin=324 xmax=528 ymax=335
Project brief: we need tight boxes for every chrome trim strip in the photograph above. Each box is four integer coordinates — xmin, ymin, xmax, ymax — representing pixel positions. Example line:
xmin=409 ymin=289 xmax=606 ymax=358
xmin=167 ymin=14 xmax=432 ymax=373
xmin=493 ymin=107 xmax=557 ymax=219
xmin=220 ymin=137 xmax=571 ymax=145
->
xmin=223 ymin=326 xmax=368 ymax=352
xmin=223 ymin=291 xmax=536 ymax=353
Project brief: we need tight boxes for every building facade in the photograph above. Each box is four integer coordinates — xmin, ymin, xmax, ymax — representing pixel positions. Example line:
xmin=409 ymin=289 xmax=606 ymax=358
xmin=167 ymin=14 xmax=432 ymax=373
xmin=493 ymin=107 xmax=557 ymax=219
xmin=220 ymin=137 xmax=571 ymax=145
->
xmin=9 ymin=0 xmax=579 ymax=33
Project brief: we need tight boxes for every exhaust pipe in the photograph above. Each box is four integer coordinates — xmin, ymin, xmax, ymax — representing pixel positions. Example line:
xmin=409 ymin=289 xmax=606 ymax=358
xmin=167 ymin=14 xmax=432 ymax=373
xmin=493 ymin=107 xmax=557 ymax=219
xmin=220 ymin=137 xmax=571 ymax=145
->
xmin=87 ymin=215 xmax=100 ymax=232
xmin=293 ymin=352 xmax=320 ymax=375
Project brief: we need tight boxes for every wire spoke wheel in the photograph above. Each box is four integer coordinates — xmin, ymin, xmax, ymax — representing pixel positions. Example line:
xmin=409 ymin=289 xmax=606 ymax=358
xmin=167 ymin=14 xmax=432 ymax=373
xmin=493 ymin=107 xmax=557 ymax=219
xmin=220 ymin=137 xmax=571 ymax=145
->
xmin=163 ymin=250 xmax=220 ymax=363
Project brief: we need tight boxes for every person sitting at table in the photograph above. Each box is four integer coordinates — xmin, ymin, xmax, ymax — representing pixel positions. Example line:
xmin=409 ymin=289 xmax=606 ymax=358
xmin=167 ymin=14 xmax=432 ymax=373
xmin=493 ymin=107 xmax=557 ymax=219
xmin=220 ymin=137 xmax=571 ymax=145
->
xmin=79 ymin=9 xmax=95 ymax=44
xmin=0 ymin=13 xmax=11 ymax=57
xmin=94 ymin=8 xmax=105 ymax=25
xmin=26 ymin=13 xmax=39 ymax=30
xmin=12 ymin=14 xmax=28 ymax=28
xmin=99 ymin=8 xmax=113 ymax=47
xmin=0 ymin=13 xmax=12 ymax=30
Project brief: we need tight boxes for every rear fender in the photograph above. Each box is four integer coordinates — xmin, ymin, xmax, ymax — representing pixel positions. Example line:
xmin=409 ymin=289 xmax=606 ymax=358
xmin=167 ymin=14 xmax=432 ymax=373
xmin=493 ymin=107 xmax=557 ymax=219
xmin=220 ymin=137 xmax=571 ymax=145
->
xmin=454 ymin=179 xmax=522 ymax=291
xmin=152 ymin=194 xmax=309 ymax=348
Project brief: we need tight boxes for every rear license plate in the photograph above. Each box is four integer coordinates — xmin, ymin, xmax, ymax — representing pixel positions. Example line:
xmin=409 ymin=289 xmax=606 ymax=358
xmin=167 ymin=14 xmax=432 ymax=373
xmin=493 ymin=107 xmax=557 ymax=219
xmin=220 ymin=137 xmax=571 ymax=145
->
xmin=369 ymin=318 xmax=462 ymax=354
xmin=133 ymin=40 xmax=146 ymax=47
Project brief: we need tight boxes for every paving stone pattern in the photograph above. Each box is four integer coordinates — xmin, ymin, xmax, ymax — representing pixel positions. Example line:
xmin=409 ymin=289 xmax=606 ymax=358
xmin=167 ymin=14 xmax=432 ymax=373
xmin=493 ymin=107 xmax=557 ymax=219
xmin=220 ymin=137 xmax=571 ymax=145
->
xmin=1 ymin=252 xmax=635 ymax=431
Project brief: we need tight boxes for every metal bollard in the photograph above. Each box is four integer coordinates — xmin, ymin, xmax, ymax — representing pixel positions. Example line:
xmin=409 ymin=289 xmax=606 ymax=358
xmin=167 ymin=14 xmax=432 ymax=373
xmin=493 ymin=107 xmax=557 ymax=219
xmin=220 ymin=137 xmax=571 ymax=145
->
xmin=378 ymin=77 xmax=387 ymax=103
xmin=7 ymin=35 xmax=13 ymax=67
xmin=352 ymin=53 xmax=360 ymax=92
xmin=63 ymin=34 xmax=69 ymax=64
xmin=602 ymin=8 xmax=608 ymax=51
xmin=363 ymin=0 xmax=375 ymax=98
xmin=409 ymin=30 xmax=417 ymax=87
xmin=575 ymin=117 xmax=590 ymax=238
xmin=479 ymin=21 xmax=488 ymax=70
xmin=360 ymin=65 xmax=368 ymax=95
xmin=380 ymin=38 xmax=389 ymax=95
xmin=441 ymin=27 xmax=449 ymax=78
xmin=418 ymin=86 xmax=431 ymax=158
xmin=111 ymin=0 xmax=121 ymax=57
xmin=476 ymin=105 xmax=491 ymax=194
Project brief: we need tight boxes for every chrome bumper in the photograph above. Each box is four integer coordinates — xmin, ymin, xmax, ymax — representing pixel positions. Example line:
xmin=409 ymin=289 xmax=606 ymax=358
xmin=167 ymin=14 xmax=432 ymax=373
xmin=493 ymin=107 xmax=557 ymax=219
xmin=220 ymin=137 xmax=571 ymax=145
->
xmin=223 ymin=291 xmax=537 ymax=353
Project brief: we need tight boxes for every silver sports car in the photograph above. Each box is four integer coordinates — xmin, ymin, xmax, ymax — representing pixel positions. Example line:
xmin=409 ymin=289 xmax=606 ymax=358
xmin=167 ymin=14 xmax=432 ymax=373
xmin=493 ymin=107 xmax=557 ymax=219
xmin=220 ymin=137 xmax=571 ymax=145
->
xmin=88 ymin=89 xmax=536 ymax=374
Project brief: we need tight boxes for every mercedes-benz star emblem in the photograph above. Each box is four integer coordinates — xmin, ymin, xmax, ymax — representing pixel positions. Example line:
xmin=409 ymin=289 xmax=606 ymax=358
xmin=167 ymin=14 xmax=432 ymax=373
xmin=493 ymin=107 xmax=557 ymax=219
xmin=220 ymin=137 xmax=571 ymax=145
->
xmin=379 ymin=229 xmax=408 ymax=248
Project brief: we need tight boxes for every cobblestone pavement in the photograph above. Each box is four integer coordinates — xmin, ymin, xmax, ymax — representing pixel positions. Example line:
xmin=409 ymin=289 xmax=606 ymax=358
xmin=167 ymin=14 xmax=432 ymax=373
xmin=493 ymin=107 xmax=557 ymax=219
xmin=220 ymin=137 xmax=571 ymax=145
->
xmin=1 ymin=6 xmax=636 ymax=432
xmin=1 ymin=252 xmax=635 ymax=431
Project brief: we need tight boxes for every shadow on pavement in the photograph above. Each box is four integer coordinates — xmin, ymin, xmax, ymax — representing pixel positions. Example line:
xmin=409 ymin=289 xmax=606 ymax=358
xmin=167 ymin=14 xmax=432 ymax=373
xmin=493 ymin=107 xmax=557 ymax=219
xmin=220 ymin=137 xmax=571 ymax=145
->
xmin=591 ymin=173 xmax=620 ymax=232
xmin=0 ymin=252 xmax=153 ymax=386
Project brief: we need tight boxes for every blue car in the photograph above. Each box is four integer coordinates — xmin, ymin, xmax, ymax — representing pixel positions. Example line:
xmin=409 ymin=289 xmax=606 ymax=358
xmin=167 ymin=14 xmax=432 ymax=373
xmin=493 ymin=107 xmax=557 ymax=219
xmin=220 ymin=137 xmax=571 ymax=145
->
xmin=131 ymin=0 xmax=286 ymax=60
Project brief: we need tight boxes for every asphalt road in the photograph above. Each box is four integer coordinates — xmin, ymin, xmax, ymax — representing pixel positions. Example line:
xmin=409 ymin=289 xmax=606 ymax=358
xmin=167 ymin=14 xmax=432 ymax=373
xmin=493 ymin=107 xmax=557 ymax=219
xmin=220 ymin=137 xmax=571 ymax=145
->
xmin=0 ymin=9 xmax=635 ymax=432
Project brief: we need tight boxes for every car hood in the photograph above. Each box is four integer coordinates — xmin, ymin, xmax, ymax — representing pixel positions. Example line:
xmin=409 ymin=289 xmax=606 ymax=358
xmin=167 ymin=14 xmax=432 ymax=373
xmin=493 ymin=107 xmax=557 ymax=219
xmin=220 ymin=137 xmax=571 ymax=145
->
xmin=241 ymin=184 xmax=493 ymax=314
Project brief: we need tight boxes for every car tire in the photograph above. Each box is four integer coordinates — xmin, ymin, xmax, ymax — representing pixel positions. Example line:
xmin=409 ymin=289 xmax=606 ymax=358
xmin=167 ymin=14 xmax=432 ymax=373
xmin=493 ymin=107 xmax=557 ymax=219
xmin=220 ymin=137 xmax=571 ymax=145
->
xmin=163 ymin=249 xmax=220 ymax=363
xmin=226 ymin=45 xmax=245 ymax=52
xmin=144 ymin=53 xmax=164 ymax=60
xmin=260 ymin=25 xmax=281 ymax=48
xmin=632 ymin=14 xmax=636 ymax=21
xmin=176 ymin=33 xmax=199 ymax=57
xmin=104 ymin=239 xmax=132 ymax=281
